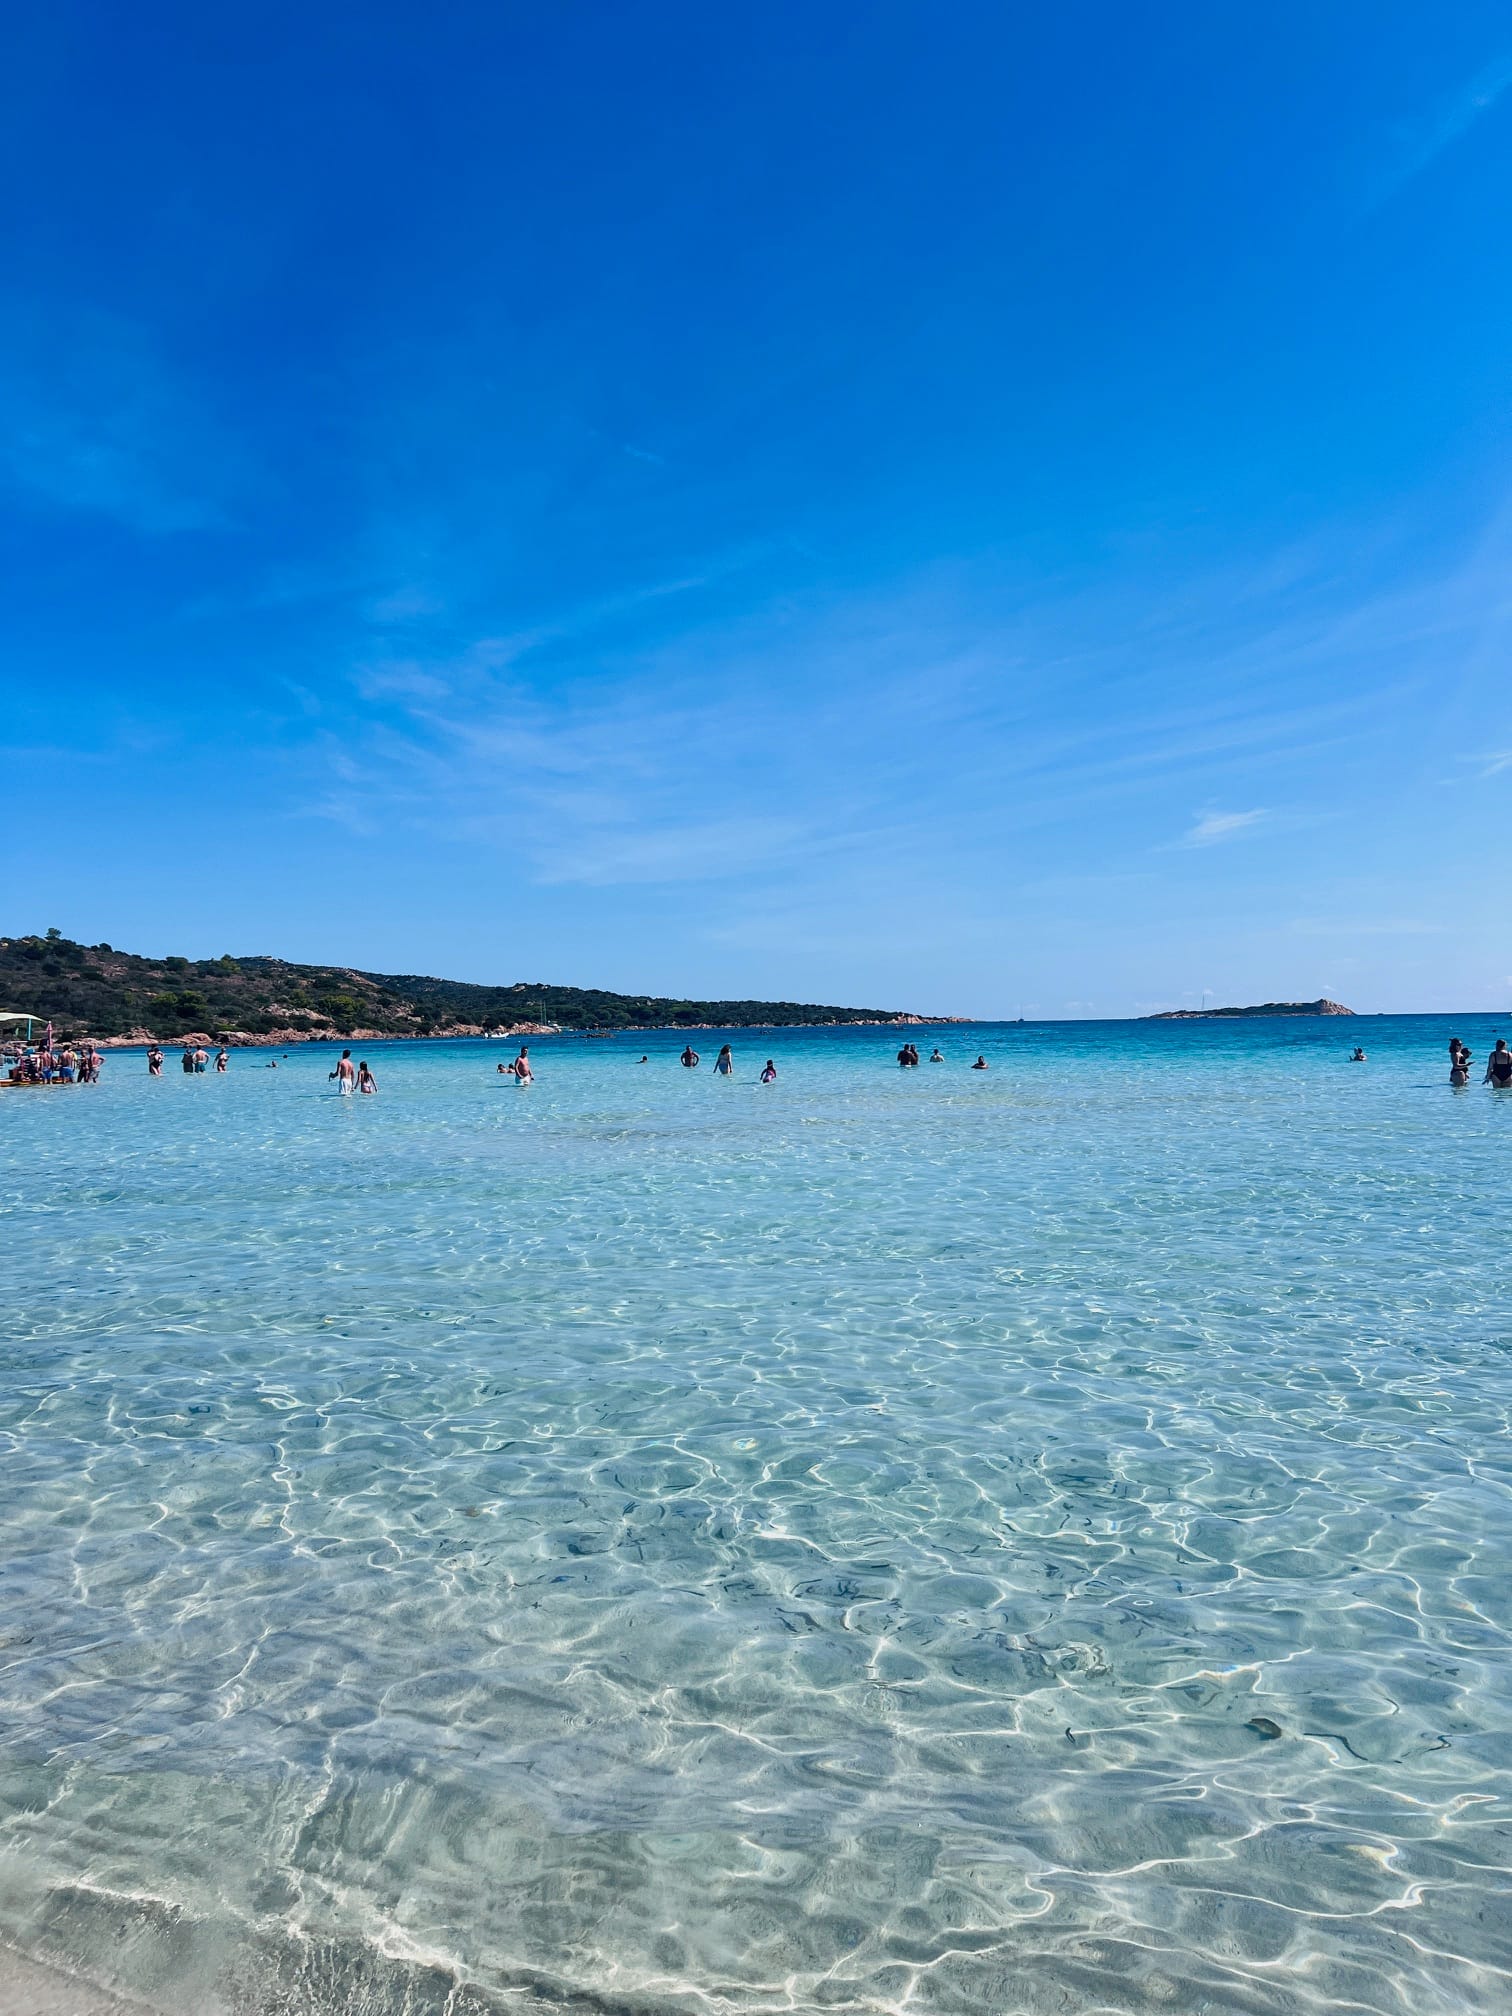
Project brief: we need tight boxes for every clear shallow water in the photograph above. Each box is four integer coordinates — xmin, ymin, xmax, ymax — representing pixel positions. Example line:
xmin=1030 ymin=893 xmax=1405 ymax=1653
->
xmin=1 ymin=1016 xmax=1510 ymax=2016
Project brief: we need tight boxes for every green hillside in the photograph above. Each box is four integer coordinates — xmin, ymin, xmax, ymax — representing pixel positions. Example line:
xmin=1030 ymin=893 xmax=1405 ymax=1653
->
xmin=0 ymin=931 xmax=928 ymax=1041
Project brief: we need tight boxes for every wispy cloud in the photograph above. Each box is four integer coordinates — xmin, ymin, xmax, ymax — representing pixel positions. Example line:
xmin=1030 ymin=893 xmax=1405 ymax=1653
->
xmin=1179 ymin=808 xmax=1268 ymax=848
xmin=281 ymin=492 xmax=1512 ymax=910
xmin=1374 ymin=49 xmax=1512 ymax=203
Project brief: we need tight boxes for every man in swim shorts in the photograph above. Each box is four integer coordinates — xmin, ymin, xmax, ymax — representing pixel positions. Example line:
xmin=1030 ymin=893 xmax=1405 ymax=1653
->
xmin=332 ymin=1049 xmax=356 ymax=1094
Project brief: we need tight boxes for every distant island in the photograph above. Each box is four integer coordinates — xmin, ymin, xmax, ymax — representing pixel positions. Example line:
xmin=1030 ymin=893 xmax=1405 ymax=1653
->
xmin=0 ymin=931 xmax=958 ymax=1044
xmin=1145 ymin=998 xmax=1354 ymax=1020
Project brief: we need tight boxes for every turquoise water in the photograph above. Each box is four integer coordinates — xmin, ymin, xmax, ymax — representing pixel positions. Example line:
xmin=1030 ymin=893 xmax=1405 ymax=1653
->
xmin=1 ymin=1018 xmax=1510 ymax=2016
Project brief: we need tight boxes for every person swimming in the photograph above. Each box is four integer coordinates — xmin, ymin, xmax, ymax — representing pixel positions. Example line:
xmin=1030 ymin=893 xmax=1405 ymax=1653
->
xmin=1350 ymin=1047 xmax=1367 ymax=1062
xmin=928 ymin=1048 xmax=945 ymax=1062
xmin=971 ymin=1055 xmax=988 ymax=1070
xmin=637 ymin=1055 xmax=648 ymax=1063
xmin=680 ymin=1044 xmax=700 ymax=1068
xmin=714 ymin=1044 xmax=734 ymax=1076
xmin=760 ymin=1059 xmax=777 ymax=1082
xmin=1485 ymin=1039 xmax=1512 ymax=1087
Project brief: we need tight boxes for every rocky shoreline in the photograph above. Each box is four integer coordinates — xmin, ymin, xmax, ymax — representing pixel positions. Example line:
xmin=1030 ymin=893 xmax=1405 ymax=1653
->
xmin=96 ymin=1014 xmax=965 ymax=1048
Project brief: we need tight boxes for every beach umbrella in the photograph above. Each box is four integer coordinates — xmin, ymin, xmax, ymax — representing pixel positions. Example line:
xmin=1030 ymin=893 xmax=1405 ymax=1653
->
xmin=44 ymin=1021 xmax=54 ymax=1049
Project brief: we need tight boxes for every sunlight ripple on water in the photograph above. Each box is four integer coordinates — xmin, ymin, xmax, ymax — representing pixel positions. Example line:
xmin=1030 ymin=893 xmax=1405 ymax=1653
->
xmin=1 ymin=1017 xmax=1510 ymax=2015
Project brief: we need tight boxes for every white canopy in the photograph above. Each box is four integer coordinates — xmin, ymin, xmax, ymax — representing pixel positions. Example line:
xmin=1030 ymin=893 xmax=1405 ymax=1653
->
xmin=0 ymin=1011 xmax=41 ymax=1026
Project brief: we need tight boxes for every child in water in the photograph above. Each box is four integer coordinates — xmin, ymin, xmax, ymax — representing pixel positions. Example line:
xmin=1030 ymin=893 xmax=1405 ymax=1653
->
xmin=760 ymin=1059 xmax=777 ymax=1082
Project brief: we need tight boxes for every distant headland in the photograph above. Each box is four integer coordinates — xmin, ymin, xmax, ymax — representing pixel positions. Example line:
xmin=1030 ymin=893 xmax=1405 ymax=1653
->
xmin=1144 ymin=998 xmax=1355 ymax=1020
xmin=0 ymin=931 xmax=962 ymax=1044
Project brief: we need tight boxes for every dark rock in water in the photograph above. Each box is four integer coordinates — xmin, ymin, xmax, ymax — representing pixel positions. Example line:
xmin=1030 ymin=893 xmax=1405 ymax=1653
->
xmin=1246 ymin=1716 xmax=1284 ymax=1741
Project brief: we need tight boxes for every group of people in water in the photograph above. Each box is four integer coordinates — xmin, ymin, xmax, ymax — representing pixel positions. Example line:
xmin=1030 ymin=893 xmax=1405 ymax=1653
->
xmin=146 ymin=1044 xmax=229 ymax=1076
xmin=897 ymin=1041 xmax=991 ymax=1070
xmin=1450 ymin=1036 xmax=1512 ymax=1087
xmin=4 ymin=1041 xmax=102 ymax=1084
xmin=329 ymin=1049 xmax=378 ymax=1094
xmin=12 ymin=1031 xmax=1512 ymax=1093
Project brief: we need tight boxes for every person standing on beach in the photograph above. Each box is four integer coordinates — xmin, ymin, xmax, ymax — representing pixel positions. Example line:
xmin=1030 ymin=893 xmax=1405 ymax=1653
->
xmin=332 ymin=1049 xmax=356 ymax=1094
xmin=714 ymin=1044 xmax=734 ymax=1076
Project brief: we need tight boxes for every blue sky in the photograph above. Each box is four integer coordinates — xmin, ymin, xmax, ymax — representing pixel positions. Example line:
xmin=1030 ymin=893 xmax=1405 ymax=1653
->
xmin=4 ymin=3 xmax=1511 ymax=1015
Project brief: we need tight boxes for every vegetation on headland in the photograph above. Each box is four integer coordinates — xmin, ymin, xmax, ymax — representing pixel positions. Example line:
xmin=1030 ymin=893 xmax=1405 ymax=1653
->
xmin=0 ymin=931 xmax=947 ymax=1042
xmin=1144 ymin=998 xmax=1354 ymax=1019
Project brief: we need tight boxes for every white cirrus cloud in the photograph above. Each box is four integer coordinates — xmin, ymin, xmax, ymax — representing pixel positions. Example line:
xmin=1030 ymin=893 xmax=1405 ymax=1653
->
xmin=1180 ymin=808 xmax=1268 ymax=848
